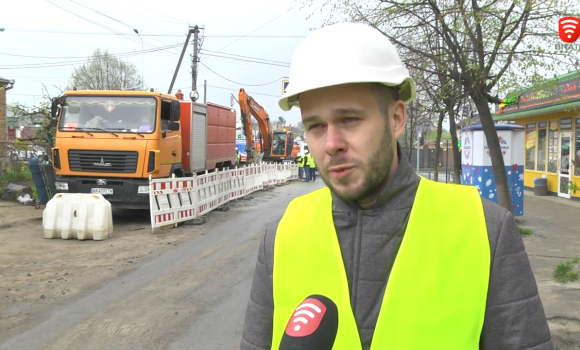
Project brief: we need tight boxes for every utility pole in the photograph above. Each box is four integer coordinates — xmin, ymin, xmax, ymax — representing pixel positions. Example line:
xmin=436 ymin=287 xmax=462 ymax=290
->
xmin=204 ymin=79 xmax=207 ymax=103
xmin=191 ymin=25 xmax=200 ymax=102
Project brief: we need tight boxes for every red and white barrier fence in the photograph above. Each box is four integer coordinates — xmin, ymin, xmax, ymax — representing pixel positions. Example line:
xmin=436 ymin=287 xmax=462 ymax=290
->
xmin=149 ymin=163 xmax=299 ymax=230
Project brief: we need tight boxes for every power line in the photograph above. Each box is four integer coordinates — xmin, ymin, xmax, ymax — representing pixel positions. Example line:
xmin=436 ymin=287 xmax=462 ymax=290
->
xmin=200 ymin=53 xmax=290 ymax=68
xmin=175 ymin=84 xmax=281 ymax=98
xmin=92 ymin=0 xmax=187 ymax=26
xmin=199 ymin=62 xmax=283 ymax=86
xmin=44 ymin=0 xmax=151 ymax=49
xmin=215 ymin=2 xmax=304 ymax=52
xmin=0 ymin=43 xmax=180 ymax=60
xmin=1 ymin=29 xmax=307 ymax=38
xmin=201 ymin=49 xmax=290 ymax=65
xmin=124 ymin=0 xmax=188 ymax=24
xmin=0 ymin=44 xmax=182 ymax=69
xmin=68 ymin=0 xmax=179 ymax=57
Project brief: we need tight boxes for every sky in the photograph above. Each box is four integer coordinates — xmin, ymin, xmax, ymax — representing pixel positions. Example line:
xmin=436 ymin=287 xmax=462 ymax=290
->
xmin=0 ymin=0 xmax=337 ymax=126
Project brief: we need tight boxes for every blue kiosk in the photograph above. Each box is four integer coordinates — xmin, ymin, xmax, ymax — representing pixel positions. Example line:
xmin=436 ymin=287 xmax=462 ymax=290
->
xmin=461 ymin=124 xmax=525 ymax=216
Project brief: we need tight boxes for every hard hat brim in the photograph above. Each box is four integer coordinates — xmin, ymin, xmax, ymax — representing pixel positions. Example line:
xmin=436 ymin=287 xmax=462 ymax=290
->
xmin=279 ymin=77 xmax=416 ymax=111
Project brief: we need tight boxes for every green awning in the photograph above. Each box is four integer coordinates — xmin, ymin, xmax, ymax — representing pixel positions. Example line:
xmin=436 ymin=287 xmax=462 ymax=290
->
xmin=493 ymin=99 xmax=580 ymax=121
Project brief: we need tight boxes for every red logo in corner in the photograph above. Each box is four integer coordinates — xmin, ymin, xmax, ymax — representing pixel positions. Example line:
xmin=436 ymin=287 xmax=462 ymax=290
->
xmin=285 ymin=298 xmax=327 ymax=337
xmin=559 ymin=17 xmax=580 ymax=43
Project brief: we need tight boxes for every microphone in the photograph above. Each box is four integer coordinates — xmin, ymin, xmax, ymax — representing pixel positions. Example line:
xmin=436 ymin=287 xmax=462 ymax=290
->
xmin=278 ymin=294 xmax=339 ymax=350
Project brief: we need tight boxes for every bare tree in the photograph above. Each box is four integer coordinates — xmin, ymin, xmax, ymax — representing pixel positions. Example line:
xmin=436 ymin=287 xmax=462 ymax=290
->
xmin=69 ymin=49 xmax=143 ymax=90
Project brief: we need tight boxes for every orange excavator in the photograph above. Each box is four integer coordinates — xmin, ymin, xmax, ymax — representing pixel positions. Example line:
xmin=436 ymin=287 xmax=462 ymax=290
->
xmin=238 ymin=88 xmax=298 ymax=164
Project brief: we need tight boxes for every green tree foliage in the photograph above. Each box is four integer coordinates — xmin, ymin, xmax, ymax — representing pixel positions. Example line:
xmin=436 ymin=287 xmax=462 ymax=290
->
xmin=69 ymin=49 xmax=142 ymax=90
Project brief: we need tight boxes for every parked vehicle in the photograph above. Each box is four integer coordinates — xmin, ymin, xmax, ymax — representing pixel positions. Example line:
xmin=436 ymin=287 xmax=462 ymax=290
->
xmin=50 ymin=92 xmax=236 ymax=209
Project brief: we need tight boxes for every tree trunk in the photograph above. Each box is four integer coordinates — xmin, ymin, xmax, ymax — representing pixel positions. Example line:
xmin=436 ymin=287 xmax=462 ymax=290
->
xmin=405 ymin=101 xmax=415 ymax=161
xmin=472 ymin=95 xmax=514 ymax=215
xmin=433 ymin=110 xmax=445 ymax=182
xmin=446 ymin=102 xmax=461 ymax=184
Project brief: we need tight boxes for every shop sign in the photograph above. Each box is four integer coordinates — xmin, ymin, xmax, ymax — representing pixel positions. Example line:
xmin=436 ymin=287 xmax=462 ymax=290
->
xmin=525 ymin=130 xmax=537 ymax=149
xmin=462 ymin=134 xmax=471 ymax=162
xmin=498 ymin=75 xmax=580 ymax=114
xmin=561 ymin=117 xmax=573 ymax=130
xmin=484 ymin=136 xmax=510 ymax=156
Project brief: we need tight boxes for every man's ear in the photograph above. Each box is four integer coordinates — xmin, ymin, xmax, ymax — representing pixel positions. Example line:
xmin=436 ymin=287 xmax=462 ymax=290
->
xmin=391 ymin=100 xmax=407 ymax=139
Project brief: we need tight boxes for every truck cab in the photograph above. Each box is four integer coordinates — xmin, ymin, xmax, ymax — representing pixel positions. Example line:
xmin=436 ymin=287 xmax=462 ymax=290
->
xmin=51 ymin=90 xmax=182 ymax=209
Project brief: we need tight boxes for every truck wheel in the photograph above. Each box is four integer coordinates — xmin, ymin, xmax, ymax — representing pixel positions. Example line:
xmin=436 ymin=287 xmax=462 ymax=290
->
xmin=172 ymin=168 xmax=185 ymax=178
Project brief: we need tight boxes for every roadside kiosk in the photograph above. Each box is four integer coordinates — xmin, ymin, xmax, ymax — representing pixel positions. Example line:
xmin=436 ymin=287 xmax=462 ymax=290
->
xmin=461 ymin=124 xmax=525 ymax=216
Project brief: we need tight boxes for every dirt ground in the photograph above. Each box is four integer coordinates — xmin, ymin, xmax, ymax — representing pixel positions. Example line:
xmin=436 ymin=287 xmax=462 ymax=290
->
xmin=0 ymin=200 xmax=210 ymax=339
xmin=518 ymin=192 xmax=580 ymax=350
xmin=1 ymin=189 xmax=580 ymax=348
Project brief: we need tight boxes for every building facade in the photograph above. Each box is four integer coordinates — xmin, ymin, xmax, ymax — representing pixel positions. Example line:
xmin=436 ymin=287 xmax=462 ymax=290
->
xmin=494 ymin=71 xmax=580 ymax=200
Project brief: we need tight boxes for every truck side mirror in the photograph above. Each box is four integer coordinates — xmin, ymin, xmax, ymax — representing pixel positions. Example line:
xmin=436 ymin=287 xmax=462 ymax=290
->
xmin=50 ymin=98 xmax=58 ymax=120
xmin=170 ymin=100 xmax=181 ymax=122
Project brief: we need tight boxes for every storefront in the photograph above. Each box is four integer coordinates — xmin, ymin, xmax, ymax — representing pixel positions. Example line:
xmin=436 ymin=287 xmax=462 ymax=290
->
xmin=494 ymin=71 xmax=580 ymax=199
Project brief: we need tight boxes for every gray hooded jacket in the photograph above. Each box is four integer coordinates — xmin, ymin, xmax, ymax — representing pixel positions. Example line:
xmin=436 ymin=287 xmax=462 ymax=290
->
xmin=240 ymin=145 xmax=553 ymax=350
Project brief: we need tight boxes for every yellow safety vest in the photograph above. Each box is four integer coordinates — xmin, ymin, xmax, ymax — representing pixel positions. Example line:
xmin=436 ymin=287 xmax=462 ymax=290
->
xmin=307 ymin=155 xmax=315 ymax=168
xmin=272 ymin=178 xmax=489 ymax=349
xmin=296 ymin=156 xmax=304 ymax=167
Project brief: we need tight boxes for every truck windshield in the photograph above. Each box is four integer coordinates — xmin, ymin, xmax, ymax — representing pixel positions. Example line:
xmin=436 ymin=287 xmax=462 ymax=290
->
xmin=59 ymin=96 xmax=157 ymax=133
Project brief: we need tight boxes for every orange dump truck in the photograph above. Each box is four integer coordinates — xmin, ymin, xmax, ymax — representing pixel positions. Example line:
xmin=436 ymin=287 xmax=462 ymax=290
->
xmin=50 ymin=90 xmax=236 ymax=209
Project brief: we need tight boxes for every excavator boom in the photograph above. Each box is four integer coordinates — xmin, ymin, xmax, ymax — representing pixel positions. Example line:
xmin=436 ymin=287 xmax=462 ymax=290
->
xmin=238 ymin=88 xmax=297 ymax=163
xmin=238 ymin=89 xmax=273 ymax=161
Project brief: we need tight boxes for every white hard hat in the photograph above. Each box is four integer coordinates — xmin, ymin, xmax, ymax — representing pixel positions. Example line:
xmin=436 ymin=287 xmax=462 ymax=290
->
xmin=279 ymin=22 xmax=416 ymax=111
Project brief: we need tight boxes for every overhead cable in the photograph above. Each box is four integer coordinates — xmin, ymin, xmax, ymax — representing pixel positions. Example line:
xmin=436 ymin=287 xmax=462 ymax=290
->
xmin=200 ymin=62 xmax=283 ymax=86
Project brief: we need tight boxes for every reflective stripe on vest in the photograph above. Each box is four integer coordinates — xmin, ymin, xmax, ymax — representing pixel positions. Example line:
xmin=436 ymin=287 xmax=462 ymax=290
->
xmin=272 ymin=178 xmax=490 ymax=349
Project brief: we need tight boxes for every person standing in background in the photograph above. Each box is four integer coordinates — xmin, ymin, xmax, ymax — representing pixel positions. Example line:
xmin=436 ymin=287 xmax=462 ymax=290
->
xmin=295 ymin=153 xmax=304 ymax=180
xmin=303 ymin=151 xmax=311 ymax=182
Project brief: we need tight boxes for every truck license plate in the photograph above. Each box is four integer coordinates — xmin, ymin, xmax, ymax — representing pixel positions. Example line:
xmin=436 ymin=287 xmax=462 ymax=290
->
xmin=91 ymin=188 xmax=113 ymax=195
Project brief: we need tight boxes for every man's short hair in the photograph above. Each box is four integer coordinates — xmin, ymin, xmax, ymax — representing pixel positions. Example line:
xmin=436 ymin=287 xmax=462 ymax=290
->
xmin=370 ymin=83 xmax=400 ymax=120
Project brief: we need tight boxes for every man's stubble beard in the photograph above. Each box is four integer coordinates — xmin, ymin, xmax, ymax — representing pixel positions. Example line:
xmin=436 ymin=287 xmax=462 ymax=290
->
xmin=321 ymin=121 xmax=394 ymax=203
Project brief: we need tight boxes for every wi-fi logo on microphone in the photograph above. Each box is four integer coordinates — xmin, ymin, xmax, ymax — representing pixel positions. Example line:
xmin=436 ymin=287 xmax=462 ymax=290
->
xmin=559 ymin=17 xmax=580 ymax=43
xmin=285 ymin=298 xmax=327 ymax=337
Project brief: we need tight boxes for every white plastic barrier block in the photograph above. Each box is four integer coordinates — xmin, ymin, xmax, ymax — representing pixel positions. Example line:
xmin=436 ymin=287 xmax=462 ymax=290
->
xmin=43 ymin=193 xmax=113 ymax=241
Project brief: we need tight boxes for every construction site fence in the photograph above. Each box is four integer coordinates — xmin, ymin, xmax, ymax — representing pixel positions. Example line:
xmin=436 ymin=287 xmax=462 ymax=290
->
xmin=149 ymin=162 xmax=299 ymax=230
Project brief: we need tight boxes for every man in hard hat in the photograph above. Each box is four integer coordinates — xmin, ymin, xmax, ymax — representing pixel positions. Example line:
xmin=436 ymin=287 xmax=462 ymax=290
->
xmin=295 ymin=153 xmax=304 ymax=180
xmin=302 ymin=150 xmax=311 ymax=181
xmin=240 ymin=22 xmax=552 ymax=350
xmin=307 ymin=152 xmax=316 ymax=181
xmin=235 ymin=147 xmax=241 ymax=165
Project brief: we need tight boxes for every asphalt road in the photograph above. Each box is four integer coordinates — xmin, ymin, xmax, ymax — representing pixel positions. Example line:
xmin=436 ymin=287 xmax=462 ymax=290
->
xmin=0 ymin=179 xmax=325 ymax=350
